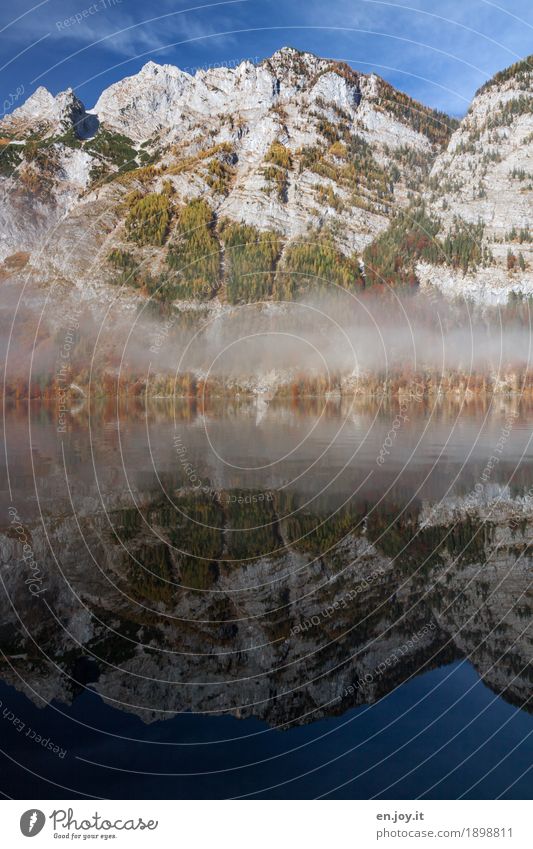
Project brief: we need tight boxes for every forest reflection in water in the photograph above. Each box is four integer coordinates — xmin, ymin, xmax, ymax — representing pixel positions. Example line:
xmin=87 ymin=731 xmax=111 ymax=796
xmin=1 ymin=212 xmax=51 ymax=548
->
xmin=0 ymin=395 xmax=531 ymax=798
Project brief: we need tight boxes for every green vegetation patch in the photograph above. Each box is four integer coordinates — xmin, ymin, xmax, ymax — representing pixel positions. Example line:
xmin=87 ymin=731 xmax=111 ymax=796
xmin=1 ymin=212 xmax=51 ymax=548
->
xmin=279 ymin=495 xmax=366 ymax=559
xmin=205 ymin=156 xmax=235 ymax=195
xmin=85 ymin=128 xmax=138 ymax=176
xmin=166 ymin=494 xmax=223 ymax=590
xmin=127 ymin=541 xmax=176 ymax=603
xmin=166 ymin=198 xmax=220 ymax=299
xmin=299 ymin=132 xmax=393 ymax=212
xmin=441 ymin=218 xmax=491 ymax=273
xmin=219 ymin=220 xmax=281 ymax=303
xmin=363 ymin=204 xmax=442 ymax=288
xmin=0 ymin=142 xmax=23 ymax=177
xmin=376 ymin=79 xmax=459 ymax=147
xmin=485 ymin=96 xmax=533 ymax=129
xmin=107 ymin=249 xmax=140 ymax=287
xmin=275 ymin=236 xmax=363 ymax=299
xmin=125 ymin=191 xmax=172 ymax=246
xmin=363 ymin=206 xmax=492 ymax=287
xmin=107 ymin=246 xmax=176 ymax=302
xmin=17 ymin=141 xmax=60 ymax=198
xmin=203 ymin=145 xmax=236 ymax=195
xmin=22 ymin=127 xmax=139 ymax=185
xmin=52 ymin=126 xmax=83 ymax=149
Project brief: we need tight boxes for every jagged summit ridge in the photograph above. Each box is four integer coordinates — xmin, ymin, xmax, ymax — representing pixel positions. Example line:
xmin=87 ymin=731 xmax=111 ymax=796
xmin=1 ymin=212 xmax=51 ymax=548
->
xmin=2 ymin=85 xmax=98 ymax=139
xmin=3 ymin=49 xmax=445 ymax=146
xmin=91 ymin=49 xmax=364 ymax=142
xmin=0 ymin=47 xmax=452 ymax=275
xmin=1 ymin=47 xmax=530 ymax=304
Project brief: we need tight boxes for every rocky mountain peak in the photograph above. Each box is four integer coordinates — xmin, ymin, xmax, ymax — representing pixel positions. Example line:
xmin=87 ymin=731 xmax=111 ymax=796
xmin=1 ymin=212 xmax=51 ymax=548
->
xmin=1 ymin=85 xmax=96 ymax=139
xmin=263 ymin=47 xmax=327 ymax=78
xmin=88 ymin=49 xmax=366 ymax=142
xmin=2 ymin=48 xmax=530 ymax=305
xmin=138 ymin=59 xmax=192 ymax=80
xmin=15 ymin=85 xmax=56 ymax=115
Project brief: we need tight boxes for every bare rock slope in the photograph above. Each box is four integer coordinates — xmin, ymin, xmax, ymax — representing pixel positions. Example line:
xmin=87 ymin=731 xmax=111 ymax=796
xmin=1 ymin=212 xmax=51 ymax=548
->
xmin=418 ymin=55 xmax=533 ymax=302
xmin=1 ymin=49 xmax=532 ymax=305
xmin=0 ymin=49 xmax=452 ymax=291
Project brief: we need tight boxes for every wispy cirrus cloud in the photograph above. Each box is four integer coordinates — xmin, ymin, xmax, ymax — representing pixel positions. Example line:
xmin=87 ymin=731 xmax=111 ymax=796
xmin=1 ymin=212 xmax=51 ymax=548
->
xmin=0 ymin=0 xmax=248 ymax=103
xmin=298 ymin=0 xmax=532 ymax=112
xmin=1 ymin=0 xmax=245 ymax=58
xmin=0 ymin=0 xmax=530 ymax=114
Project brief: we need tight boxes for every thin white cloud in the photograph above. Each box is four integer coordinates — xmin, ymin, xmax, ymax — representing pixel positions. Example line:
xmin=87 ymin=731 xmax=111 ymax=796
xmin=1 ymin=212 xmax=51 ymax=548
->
xmin=1 ymin=0 xmax=242 ymax=59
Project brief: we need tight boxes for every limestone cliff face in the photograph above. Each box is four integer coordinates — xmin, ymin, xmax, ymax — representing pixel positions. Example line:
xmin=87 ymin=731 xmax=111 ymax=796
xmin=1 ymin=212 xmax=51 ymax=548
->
xmin=0 ymin=50 xmax=531 ymax=304
xmin=418 ymin=55 xmax=533 ymax=302
xmin=0 ymin=86 xmax=97 ymax=268
xmin=0 ymin=48 xmax=449 ymax=287
xmin=1 ymin=86 xmax=97 ymax=139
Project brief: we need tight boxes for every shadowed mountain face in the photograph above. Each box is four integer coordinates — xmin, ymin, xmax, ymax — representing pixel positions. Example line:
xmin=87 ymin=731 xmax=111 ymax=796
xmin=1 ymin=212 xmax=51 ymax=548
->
xmin=1 ymin=398 xmax=531 ymax=727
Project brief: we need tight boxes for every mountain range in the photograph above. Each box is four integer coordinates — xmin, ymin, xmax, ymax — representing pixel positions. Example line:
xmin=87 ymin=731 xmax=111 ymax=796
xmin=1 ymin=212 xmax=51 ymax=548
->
xmin=0 ymin=47 xmax=531 ymax=307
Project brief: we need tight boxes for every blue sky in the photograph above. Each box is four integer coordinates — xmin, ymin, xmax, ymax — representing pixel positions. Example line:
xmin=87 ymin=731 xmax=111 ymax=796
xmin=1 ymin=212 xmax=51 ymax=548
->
xmin=1 ymin=0 xmax=531 ymax=117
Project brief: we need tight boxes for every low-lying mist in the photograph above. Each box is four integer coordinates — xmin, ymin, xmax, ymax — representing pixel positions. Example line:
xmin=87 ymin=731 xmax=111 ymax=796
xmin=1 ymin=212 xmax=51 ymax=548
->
xmin=2 ymin=283 xmax=532 ymax=392
xmin=126 ymin=290 xmax=532 ymax=382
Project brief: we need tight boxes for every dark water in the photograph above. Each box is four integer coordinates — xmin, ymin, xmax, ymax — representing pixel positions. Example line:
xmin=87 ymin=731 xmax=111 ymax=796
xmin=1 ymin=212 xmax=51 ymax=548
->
xmin=0 ymin=396 xmax=532 ymax=799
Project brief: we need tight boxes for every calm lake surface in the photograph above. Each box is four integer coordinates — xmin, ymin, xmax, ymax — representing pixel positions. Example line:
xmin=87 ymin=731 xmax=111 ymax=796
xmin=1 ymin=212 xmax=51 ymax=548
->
xmin=0 ymin=396 xmax=532 ymax=799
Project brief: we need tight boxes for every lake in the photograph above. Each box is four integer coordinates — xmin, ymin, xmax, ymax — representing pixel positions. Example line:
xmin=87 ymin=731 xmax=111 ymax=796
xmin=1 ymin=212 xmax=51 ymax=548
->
xmin=0 ymin=395 xmax=531 ymax=798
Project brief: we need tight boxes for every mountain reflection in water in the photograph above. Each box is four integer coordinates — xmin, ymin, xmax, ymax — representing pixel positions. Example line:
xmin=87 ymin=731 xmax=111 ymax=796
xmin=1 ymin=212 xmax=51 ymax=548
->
xmin=0 ymin=396 xmax=531 ymax=798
